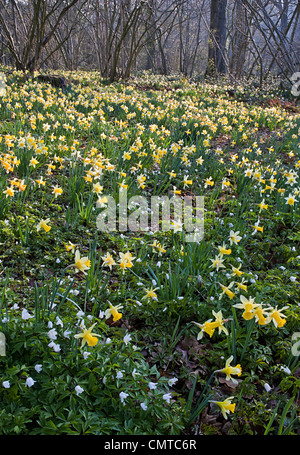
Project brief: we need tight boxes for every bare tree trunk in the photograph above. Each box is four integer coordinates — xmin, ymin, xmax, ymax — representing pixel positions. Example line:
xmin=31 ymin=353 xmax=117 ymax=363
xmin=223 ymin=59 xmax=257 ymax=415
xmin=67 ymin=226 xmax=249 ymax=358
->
xmin=230 ymin=0 xmax=247 ymax=77
xmin=206 ymin=0 xmax=228 ymax=75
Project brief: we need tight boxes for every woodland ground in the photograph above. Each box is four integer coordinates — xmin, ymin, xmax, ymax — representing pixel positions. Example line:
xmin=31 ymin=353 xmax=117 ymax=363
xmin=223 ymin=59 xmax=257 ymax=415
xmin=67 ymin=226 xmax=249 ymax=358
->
xmin=0 ymin=69 xmax=299 ymax=435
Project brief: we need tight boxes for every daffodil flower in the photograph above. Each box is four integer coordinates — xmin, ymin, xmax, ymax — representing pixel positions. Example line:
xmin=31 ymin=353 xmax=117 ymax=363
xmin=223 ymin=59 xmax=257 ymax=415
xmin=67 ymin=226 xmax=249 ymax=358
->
xmin=265 ymin=305 xmax=288 ymax=328
xmin=230 ymin=264 xmax=244 ymax=277
xmin=193 ymin=310 xmax=228 ymax=339
xmin=65 ymin=241 xmax=77 ymax=253
xmin=73 ymin=250 xmax=91 ymax=274
xmin=102 ymin=252 xmax=116 ymax=270
xmin=233 ymin=295 xmax=258 ymax=320
xmin=218 ymin=243 xmax=232 ymax=256
xmin=258 ymin=198 xmax=268 ymax=212
xmin=37 ymin=218 xmax=51 ymax=232
xmin=235 ymin=279 xmax=248 ymax=292
xmin=209 ymin=254 xmax=225 ymax=271
xmin=219 ymin=282 xmax=235 ymax=300
xmin=252 ymin=218 xmax=264 ymax=235
xmin=285 ymin=193 xmax=297 ymax=206
xmin=105 ymin=303 xmax=123 ymax=322
xmin=215 ymin=356 xmax=242 ymax=384
xmin=74 ymin=322 xmax=100 ymax=347
xmin=118 ymin=252 xmax=135 ymax=271
xmin=229 ymin=230 xmax=242 ymax=245
xmin=253 ymin=304 xmax=268 ymax=326
xmin=142 ymin=287 xmax=159 ymax=301
xmin=210 ymin=396 xmax=236 ymax=419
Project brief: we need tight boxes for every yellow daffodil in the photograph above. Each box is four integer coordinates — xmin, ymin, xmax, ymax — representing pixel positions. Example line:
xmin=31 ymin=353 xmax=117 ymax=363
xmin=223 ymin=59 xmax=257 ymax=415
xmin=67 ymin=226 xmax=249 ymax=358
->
xmin=209 ymin=255 xmax=226 ymax=271
xmin=142 ymin=286 xmax=159 ymax=301
xmin=233 ymin=295 xmax=258 ymax=320
xmin=210 ymin=396 xmax=236 ymax=419
xmin=37 ymin=218 xmax=51 ymax=233
xmin=253 ymin=303 xmax=268 ymax=326
xmin=235 ymin=279 xmax=248 ymax=292
xmin=219 ymin=282 xmax=235 ymax=300
xmin=285 ymin=193 xmax=297 ymax=206
xmin=229 ymin=230 xmax=242 ymax=245
xmin=102 ymin=252 xmax=116 ymax=270
xmin=218 ymin=243 xmax=232 ymax=256
xmin=258 ymin=198 xmax=268 ymax=212
xmin=230 ymin=264 xmax=244 ymax=277
xmin=265 ymin=305 xmax=288 ymax=328
xmin=52 ymin=186 xmax=63 ymax=198
xmin=3 ymin=186 xmax=14 ymax=198
xmin=252 ymin=218 xmax=263 ymax=234
xmin=215 ymin=356 xmax=242 ymax=384
xmin=73 ymin=250 xmax=91 ymax=274
xmin=74 ymin=322 xmax=100 ymax=347
xmin=105 ymin=303 xmax=123 ymax=322
xmin=193 ymin=310 xmax=228 ymax=339
xmin=65 ymin=241 xmax=77 ymax=253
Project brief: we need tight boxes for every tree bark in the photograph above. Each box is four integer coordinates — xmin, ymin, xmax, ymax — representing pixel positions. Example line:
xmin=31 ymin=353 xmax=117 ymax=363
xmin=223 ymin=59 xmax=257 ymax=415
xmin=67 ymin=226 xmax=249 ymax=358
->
xmin=206 ymin=0 xmax=228 ymax=75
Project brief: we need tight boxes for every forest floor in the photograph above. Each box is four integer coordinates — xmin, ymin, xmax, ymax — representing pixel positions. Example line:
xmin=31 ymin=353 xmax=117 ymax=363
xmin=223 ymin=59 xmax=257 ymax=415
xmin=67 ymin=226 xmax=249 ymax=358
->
xmin=0 ymin=69 xmax=299 ymax=435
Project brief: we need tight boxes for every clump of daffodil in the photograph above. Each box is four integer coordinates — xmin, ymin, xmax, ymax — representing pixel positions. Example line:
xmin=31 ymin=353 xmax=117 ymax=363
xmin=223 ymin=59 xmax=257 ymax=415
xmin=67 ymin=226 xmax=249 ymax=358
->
xmin=215 ymin=356 xmax=242 ymax=384
xmin=37 ymin=218 xmax=51 ymax=233
xmin=193 ymin=310 xmax=229 ymax=339
xmin=218 ymin=282 xmax=235 ymax=300
xmin=73 ymin=250 xmax=91 ymax=275
xmin=210 ymin=396 xmax=236 ymax=419
xmin=118 ymin=251 xmax=135 ymax=272
xmin=105 ymin=302 xmax=123 ymax=322
xmin=74 ymin=322 xmax=100 ymax=347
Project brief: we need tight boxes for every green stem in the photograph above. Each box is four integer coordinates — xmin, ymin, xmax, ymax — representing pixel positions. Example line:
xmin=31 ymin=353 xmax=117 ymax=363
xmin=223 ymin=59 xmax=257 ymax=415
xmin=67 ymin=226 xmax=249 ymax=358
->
xmin=240 ymin=317 xmax=256 ymax=362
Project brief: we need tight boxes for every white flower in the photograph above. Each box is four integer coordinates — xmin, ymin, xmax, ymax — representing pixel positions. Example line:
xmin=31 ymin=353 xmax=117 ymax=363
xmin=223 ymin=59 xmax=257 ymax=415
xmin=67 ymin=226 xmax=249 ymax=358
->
xmin=75 ymin=385 xmax=84 ymax=395
xmin=140 ymin=402 xmax=148 ymax=411
xmin=162 ymin=393 xmax=172 ymax=403
xmin=47 ymin=328 xmax=58 ymax=340
xmin=21 ymin=309 xmax=34 ymax=320
xmin=290 ymin=276 xmax=297 ymax=282
xmin=48 ymin=341 xmax=61 ymax=352
xmin=168 ymin=377 xmax=178 ymax=387
xmin=34 ymin=364 xmax=43 ymax=373
xmin=116 ymin=370 xmax=124 ymax=379
xmin=98 ymin=310 xmax=105 ymax=319
xmin=25 ymin=377 xmax=36 ymax=387
xmin=148 ymin=382 xmax=157 ymax=390
xmin=56 ymin=316 xmax=63 ymax=327
xmin=83 ymin=351 xmax=91 ymax=359
xmin=2 ymin=380 xmax=10 ymax=388
xmin=123 ymin=333 xmax=132 ymax=345
xmin=63 ymin=330 xmax=71 ymax=338
xmin=280 ymin=365 xmax=291 ymax=375
xmin=119 ymin=391 xmax=129 ymax=404
xmin=264 ymin=383 xmax=272 ymax=392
